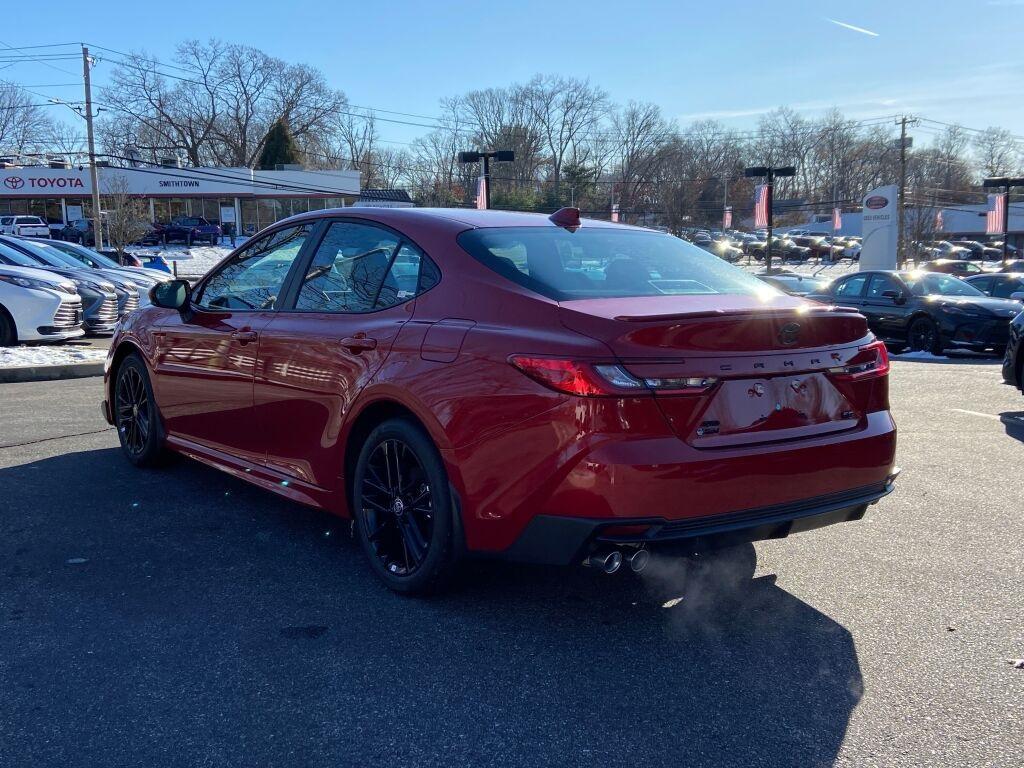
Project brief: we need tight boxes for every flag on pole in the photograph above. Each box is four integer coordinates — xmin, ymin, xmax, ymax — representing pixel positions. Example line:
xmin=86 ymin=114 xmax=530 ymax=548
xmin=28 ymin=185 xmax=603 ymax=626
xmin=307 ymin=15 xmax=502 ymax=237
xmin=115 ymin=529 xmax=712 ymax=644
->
xmin=722 ymin=207 xmax=732 ymax=229
xmin=475 ymin=176 xmax=488 ymax=210
xmin=610 ymin=203 xmax=619 ymax=223
xmin=753 ymin=184 xmax=770 ymax=228
xmin=935 ymin=208 xmax=944 ymax=231
xmin=986 ymin=193 xmax=1007 ymax=235
xmin=832 ymin=207 xmax=842 ymax=232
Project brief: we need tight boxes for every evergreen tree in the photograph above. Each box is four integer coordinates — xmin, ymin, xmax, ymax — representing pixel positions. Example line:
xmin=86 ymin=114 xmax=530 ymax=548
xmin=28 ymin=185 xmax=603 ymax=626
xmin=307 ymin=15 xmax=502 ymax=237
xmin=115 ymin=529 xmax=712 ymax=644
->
xmin=256 ymin=118 xmax=301 ymax=170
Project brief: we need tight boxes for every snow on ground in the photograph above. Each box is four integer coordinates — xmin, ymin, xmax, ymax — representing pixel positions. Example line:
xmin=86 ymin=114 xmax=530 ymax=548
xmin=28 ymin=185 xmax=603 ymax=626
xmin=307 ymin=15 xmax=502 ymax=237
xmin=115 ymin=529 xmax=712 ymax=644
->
xmin=125 ymin=238 xmax=245 ymax=281
xmin=739 ymin=258 xmax=859 ymax=279
xmin=0 ymin=345 xmax=107 ymax=369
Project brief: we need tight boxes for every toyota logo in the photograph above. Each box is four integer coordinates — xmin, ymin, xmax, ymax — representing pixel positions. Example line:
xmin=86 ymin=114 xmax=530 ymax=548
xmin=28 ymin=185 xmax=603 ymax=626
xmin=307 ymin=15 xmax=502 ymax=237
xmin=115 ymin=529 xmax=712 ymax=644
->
xmin=3 ymin=176 xmax=24 ymax=190
xmin=778 ymin=322 xmax=802 ymax=346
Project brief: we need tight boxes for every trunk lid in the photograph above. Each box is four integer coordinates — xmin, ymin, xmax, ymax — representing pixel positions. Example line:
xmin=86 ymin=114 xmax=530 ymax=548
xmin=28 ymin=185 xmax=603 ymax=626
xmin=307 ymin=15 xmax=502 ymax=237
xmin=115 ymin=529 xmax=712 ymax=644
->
xmin=559 ymin=294 xmax=872 ymax=447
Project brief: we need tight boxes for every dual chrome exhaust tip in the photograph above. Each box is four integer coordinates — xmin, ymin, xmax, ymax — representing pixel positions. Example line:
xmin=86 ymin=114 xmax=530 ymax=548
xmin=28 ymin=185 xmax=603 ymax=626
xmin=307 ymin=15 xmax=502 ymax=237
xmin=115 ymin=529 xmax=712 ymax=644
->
xmin=584 ymin=548 xmax=650 ymax=574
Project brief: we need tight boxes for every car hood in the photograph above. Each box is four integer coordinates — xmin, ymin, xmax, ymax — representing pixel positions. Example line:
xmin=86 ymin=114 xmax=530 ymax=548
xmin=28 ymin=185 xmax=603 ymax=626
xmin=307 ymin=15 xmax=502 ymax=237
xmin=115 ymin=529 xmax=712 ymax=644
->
xmin=0 ymin=263 xmax=75 ymax=284
xmin=928 ymin=295 xmax=1023 ymax=316
xmin=94 ymin=267 xmax=153 ymax=287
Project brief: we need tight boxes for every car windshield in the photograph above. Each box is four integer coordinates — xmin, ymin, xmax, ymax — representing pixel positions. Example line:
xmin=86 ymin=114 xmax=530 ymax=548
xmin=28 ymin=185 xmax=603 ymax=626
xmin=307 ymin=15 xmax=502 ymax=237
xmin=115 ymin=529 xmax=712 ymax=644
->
xmin=48 ymin=240 xmax=120 ymax=268
xmin=16 ymin=217 xmax=43 ymax=224
xmin=458 ymin=226 xmax=771 ymax=300
xmin=0 ymin=238 xmax=80 ymax=268
xmin=902 ymin=272 xmax=986 ymax=297
xmin=0 ymin=241 xmax=41 ymax=267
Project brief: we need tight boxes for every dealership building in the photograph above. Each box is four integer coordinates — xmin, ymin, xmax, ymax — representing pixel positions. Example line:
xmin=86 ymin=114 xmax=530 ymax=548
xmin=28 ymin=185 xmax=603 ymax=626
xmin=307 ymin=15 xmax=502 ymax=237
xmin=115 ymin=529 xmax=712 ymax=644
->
xmin=0 ymin=164 xmax=361 ymax=236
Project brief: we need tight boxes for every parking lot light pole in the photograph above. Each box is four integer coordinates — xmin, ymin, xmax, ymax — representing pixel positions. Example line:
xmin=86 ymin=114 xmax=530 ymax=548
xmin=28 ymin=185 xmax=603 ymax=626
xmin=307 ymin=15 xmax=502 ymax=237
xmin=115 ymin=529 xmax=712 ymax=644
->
xmin=458 ymin=150 xmax=514 ymax=209
xmin=744 ymin=165 xmax=796 ymax=271
xmin=982 ymin=176 xmax=1024 ymax=263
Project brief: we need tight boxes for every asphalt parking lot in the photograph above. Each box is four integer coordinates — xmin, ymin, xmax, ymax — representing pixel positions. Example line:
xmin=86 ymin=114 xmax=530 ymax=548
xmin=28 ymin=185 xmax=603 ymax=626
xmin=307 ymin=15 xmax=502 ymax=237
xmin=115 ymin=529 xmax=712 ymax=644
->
xmin=1 ymin=359 xmax=1021 ymax=767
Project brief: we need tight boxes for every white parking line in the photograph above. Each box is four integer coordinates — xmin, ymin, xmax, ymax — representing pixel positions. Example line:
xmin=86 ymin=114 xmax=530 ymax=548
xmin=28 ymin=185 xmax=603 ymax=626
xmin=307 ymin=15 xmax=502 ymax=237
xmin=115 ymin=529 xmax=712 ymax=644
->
xmin=950 ymin=408 xmax=1001 ymax=421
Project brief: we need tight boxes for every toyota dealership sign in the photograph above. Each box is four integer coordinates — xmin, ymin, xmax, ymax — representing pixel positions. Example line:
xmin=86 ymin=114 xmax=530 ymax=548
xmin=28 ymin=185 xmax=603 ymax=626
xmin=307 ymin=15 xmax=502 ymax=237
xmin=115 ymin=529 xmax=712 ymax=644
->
xmin=0 ymin=166 xmax=358 ymax=197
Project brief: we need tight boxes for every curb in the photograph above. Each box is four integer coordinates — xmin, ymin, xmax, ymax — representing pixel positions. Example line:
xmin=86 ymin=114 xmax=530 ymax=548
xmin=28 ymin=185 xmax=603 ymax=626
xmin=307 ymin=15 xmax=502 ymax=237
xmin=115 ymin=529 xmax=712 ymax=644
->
xmin=0 ymin=361 xmax=105 ymax=384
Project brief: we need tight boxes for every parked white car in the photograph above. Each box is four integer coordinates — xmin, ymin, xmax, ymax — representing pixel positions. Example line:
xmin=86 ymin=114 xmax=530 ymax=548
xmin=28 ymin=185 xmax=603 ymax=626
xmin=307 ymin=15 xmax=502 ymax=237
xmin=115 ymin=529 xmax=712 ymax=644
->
xmin=0 ymin=215 xmax=51 ymax=238
xmin=0 ymin=264 xmax=84 ymax=345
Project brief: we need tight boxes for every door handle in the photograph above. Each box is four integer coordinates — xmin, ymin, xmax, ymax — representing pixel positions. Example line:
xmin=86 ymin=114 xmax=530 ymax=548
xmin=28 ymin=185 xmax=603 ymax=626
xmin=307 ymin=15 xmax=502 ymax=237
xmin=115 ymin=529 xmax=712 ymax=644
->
xmin=232 ymin=329 xmax=258 ymax=344
xmin=340 ymin=335 xmax=377 ymax=353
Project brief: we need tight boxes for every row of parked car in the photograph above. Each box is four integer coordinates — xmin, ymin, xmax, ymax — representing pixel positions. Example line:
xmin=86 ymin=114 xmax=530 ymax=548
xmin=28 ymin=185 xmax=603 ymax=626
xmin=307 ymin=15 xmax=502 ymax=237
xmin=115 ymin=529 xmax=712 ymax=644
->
xmin=0 ymin=214 xmax=224 ymax=247
xmin=682 ymin=228 xmax=862 ymax=263
xmin=0 ymin=236 xmax=170 ymax=346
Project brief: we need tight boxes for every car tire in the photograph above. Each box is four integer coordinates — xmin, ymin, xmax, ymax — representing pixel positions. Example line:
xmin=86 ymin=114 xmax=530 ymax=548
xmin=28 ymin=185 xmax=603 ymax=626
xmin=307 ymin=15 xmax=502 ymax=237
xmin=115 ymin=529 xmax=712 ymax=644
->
xmin=908 ymin=317 xmax=943 ymax=355
xmin=885 ymin=342 xmax=907 ymax=355
xmin=113 ymin=353 xmax=169 ymax=468
xmin=0 ymin=307 xmax=16 ymax=346
xmin=352 ymin=417 xmax=458 ymax=595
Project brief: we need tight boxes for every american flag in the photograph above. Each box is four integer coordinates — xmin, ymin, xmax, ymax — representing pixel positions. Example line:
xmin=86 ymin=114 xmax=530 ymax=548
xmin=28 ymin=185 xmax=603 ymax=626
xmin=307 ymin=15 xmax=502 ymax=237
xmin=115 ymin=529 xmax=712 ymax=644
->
xmin=475 ymin=176 xmax=488 ymax=210
xmin=832 ymin=207 xmax=842 ymax=232
xmin=935 ymin=208 xmax=944 ymax=231
xmin=986 ymin=193 xmax=1007 ymax=235
xmin=611 ymin=203 xmax=619 ymax=223
xmin=753 ymin=184 xmax=770 ymax=228
xmin=722 ymin=207 xmax=732 ymax=229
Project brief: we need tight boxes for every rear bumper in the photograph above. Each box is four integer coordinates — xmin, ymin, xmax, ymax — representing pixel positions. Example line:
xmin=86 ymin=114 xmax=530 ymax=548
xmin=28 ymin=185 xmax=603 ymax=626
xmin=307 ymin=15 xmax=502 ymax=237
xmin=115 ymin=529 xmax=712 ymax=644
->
xmin=500 ymin=478 xmax=898 ymax=565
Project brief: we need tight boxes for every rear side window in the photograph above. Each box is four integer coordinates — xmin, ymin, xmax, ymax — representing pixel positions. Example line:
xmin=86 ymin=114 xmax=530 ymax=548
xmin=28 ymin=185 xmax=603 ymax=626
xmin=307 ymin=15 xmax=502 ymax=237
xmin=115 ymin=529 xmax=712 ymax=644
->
xmin=292 ymin=221 xmax=438 ymax=313
xmin=457 ymin=227 xmax=769 ymax=300
xmin=834 ymin=275 xmax=868 ymax=298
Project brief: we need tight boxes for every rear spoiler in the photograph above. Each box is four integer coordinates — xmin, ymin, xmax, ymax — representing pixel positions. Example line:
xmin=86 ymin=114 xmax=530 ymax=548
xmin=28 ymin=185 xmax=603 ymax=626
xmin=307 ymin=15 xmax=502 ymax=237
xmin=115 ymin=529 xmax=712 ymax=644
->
xmin=613 ymin=305 xmax=861 ymax=322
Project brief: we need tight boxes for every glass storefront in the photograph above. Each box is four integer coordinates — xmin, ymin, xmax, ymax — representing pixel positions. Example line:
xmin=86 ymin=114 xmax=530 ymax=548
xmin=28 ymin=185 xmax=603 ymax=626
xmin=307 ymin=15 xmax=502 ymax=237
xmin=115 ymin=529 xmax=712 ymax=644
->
xmin=0 ymin=194 xmax=356 ymax=235
xmin=0 ymin=198 xmax=66 ymax=224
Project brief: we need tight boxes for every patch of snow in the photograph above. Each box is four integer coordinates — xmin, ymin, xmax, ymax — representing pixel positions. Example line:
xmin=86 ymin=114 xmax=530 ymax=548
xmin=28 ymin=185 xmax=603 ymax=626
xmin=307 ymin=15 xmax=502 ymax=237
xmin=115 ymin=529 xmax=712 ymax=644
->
xmin=126 ymin=240 xmax=241 ymax=280
xmin=0 ymin=345 xmax=107 ymax=369
xmin=739 ymin=259 xmax=859 ymax=279
xmin=890 ymin=350 xmax=946 ymax=360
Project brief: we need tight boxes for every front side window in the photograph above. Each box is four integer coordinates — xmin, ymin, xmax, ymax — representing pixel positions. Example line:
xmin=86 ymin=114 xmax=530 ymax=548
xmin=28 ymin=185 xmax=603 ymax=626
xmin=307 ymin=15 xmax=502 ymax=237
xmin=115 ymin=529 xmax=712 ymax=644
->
xmin=866 ymin=274 xmax=902 ymax=299
xmin=457 ymin=227 xmax=769 ymax=301
xmin=992 ymin=278 xmax=1024 ymax=298
xmin=195 ymin=224 xmax=311 ymax=310
xmin=294 ymin=221 xmax=403 ymax=313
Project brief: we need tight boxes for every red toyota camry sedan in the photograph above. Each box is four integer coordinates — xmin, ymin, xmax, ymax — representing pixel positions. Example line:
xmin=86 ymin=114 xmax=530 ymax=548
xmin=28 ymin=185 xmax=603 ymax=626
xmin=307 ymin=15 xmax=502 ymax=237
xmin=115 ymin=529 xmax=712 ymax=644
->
xmin=102 ymin=207 xmax=898 ymax=593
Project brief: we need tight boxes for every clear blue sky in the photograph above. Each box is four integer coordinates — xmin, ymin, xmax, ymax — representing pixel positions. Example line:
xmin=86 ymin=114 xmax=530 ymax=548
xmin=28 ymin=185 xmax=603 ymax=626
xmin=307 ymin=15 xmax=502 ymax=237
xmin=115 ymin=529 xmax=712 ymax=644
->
xmin=5 ymin=0 xmax=1024 ymax=145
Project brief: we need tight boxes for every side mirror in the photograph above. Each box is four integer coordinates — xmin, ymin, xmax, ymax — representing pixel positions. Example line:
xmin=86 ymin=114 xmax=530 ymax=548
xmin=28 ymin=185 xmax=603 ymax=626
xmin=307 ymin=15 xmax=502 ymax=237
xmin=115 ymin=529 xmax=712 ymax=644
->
xmin=881 ymin=289 xmax=906 ymax=304
xmin=1010 ymin=291 xmax=1024 ymax=301
xmin=150 ymin=279 xmax=190 ymax=310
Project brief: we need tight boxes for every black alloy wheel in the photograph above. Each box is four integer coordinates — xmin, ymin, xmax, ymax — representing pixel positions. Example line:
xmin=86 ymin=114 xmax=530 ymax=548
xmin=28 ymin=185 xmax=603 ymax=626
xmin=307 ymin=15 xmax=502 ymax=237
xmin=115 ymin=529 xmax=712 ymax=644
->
xmin=114 ymin=355 xmax=167 ymax=467
xmin=353 ymin=419 xmax=457 ymax=594
xmin=908 ymin=317 xmax=943 ymax=355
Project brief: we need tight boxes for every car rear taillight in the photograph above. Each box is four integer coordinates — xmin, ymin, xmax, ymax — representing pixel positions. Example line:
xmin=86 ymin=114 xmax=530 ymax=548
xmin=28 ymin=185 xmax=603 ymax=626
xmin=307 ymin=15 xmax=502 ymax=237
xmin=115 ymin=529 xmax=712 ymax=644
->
xmin=827 ymin=339 xmax=890 ymax=381
xmin=509 ymin=356 xmax=717 ymax=397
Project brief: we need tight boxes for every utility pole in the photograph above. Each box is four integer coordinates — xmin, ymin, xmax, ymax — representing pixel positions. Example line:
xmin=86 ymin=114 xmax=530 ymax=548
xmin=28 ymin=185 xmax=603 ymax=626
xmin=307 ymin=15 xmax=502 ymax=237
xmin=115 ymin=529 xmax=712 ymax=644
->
xmin=82 ymin=45 xmax=103 ymax=249
xmin=895 ymin=116 xmax=917 ymax=267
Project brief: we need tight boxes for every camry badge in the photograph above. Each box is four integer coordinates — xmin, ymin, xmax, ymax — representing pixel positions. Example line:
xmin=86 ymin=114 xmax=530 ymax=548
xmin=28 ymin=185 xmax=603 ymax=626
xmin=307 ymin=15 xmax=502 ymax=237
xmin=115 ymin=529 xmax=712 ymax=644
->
xmin=779 ymin=322 xmax=801 ymax=346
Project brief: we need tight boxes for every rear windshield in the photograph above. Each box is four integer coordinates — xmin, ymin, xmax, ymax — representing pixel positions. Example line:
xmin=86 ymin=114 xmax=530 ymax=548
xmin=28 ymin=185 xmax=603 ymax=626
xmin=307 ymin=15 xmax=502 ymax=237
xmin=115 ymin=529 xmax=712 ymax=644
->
xmin=16 ymin=217 xmax=44 ymax=224
xmin=457 ymin=227 xmax=769 ymax=300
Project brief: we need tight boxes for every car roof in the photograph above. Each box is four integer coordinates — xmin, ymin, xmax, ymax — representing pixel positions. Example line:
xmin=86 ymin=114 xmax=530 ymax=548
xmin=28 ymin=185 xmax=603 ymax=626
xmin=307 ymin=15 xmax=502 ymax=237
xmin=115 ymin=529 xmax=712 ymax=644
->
xmin=279 ymin=206 xmax=642 ymax=232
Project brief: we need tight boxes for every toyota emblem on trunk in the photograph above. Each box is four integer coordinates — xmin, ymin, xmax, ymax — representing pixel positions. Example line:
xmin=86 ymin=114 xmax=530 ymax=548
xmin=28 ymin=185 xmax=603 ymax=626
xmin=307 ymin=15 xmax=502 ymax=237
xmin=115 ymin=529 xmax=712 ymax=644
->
xmin=778 ymin=322 xmax=801 ymax=346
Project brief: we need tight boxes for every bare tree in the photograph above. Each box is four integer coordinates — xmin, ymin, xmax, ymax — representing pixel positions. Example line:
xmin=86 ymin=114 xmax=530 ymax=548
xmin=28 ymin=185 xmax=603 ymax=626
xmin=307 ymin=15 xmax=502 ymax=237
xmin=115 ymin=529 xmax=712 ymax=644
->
xmin=973 ymin=126 xmax=1020 ymax=178
xmin=102 ymin=174 xmax=151 ymax=259
xmin=0 ymin=82 xmax=51 ymax=156
xmin=525 ymin=75 xmax=608 ymax=187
